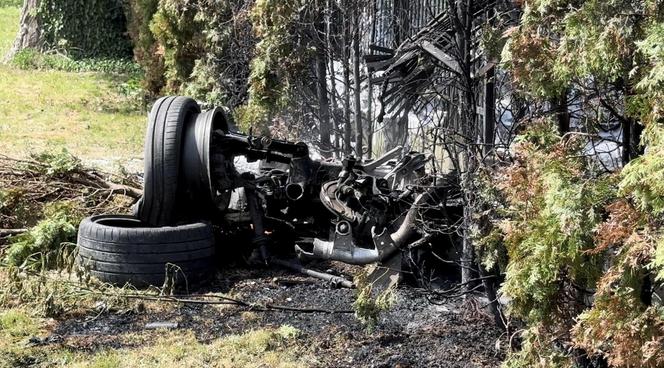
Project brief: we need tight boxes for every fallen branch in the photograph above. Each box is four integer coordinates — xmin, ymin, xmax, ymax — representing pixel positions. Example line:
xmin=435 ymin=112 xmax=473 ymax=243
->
xmin=17 ymin=271 xmax=354 ymax=315
xmin=0 ymin=153 xmax=142 ymax=231
xmin=76 ymin=170 xmax=142 ymax=199
xmin=0 ymin=228 xmax=28 ymax=235
xmin=73 ymin=289 xmax=354 ymax=314
xmin=104 ymin=182 xmax=142 ymax=199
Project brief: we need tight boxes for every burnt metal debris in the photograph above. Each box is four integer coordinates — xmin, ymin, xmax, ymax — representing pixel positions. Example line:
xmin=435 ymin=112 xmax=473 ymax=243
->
xmin=76 ymin=95 xmax=461 ymax=287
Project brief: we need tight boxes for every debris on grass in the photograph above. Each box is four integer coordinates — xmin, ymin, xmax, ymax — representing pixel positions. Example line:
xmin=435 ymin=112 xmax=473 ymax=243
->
xmin=0 ymin=149 xmax=141 ymax=247
xmin=145 ymin=321 xmax=179 ymax=330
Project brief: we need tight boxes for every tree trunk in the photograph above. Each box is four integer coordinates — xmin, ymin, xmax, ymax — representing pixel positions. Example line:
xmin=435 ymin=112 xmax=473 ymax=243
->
xmin=483 ymin=66 xmax=495 ymax=156
xmin=342 ymin=4 xmax=352 ymax=156
xmin=453 ymin=0 xmax=476 ymax=293
xmin=617 ymin=79 xmax=642 ymax=165
xmin=621 ymin=118 xmax=644 ymax=165
xmin=553 ymin=90 xmax=570 ymax=135
xmin=366 ymin=0 xmax=377 ymax=160
xmin=478 ymin=263 xmax=505 ymax=329
xmin=317 ymin=54 xmax=332 ymax=158
xmin=315 ymin=8 xmax=331 ymax=158
xmin=621 ymin=119 xmax=631 ymax=165
xmin=326 ymin=0 xmax=340 ymax=157
xmin=352 ymin=8 xmax=363 ymax=159
xmin=5 ymin=0 xmax=42 ymax=61
xmin=367 ymin=74 xmax=373 ymax=159
xmin=329 ymin=56 xmax=341 ymax=156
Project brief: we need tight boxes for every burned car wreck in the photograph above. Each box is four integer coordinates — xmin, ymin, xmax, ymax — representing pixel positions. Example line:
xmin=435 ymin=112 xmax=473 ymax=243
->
xmin=76 ymin=96 xmax=461 ymax=288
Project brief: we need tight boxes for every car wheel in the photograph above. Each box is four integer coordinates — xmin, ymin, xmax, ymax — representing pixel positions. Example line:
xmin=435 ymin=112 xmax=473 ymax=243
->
xmin=139 ymin=96 xmax=200 ymax=226
xmin=77 ymin=215 xmax=215 ymax=287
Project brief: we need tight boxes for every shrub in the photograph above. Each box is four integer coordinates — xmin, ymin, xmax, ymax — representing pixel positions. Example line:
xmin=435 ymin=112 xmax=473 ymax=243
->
xmin=36 ymin=0 xmax=132 ymax=59
xmin=29 ymin=148 xmax=82 ymax=177
xmin=124 ymin=0 xmax=165 ymax=97
xmin=353 ymin=270 xmax=396 ymax=330
xmin=125 ymin=0 xmax=255 ymax=107
xmin=149 ymin=0 xmax=205 ymax=93
xmin=3 ymin=202 xmax=80 ymax=270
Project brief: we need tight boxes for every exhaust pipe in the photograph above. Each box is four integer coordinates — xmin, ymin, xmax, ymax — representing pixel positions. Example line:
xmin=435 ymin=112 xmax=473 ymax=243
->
xmin=300 ymin=192 xmax=430 ymax=264
xmin=285 ymin=183 xmax=305 ymax=201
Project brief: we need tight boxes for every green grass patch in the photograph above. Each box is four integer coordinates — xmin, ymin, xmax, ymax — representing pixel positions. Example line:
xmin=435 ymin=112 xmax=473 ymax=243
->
xmin=0 ymin=0 xmax=21 ymax=8
xmin=0 ymin=308 xmax=43 ymax=368
xmin=0 ymin=4 xmax=19 ymax=56
xmin=0 ymin=65 xmax=146 ymax=162
xmin=0 ymin=4 xmax=146 ymax=165
xmin=11 ymin=49 xmax=142 ymax=75
xmin=0 ymin=317 xmax=310 ymax=368
xmin=0 ymin=309 xmax=39 ymax=337
xmin=56 ymin=326 xmax=309 ymax=368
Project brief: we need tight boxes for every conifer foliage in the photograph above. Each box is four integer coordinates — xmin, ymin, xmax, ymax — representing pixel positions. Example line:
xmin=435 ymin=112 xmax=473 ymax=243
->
xmin=488 ymin=0 xmax=664 ymax=366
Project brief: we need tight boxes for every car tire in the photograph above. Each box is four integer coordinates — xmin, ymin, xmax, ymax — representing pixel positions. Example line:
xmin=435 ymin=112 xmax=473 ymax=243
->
xmin=77 ymin=215 xmax=215 ymax=287
xmin=139 ymin=96 xmax=200 ymax=226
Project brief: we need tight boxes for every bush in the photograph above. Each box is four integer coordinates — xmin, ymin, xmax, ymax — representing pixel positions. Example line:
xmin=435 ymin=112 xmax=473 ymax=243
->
xmin=3 ymin=202 xmax=80 ymax=270
xmin=353 ymin=270 xmax=396 ymax=330
xmin=125 ymin=0 xmax=254 ymax=106
xmin=124 ymin=0 xmax=164 ymax=97
xmin=183 ymin=1 xmax=255 ymax=109
xmin=149 ymin=0 xmax=206 ymax=93
xmin=36 ymin=0 xmax=132 ymax=59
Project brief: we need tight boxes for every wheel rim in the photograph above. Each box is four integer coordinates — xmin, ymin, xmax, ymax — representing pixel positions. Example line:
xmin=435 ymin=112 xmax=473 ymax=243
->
xmin=181 ymin=107 xmax=231 ymax=208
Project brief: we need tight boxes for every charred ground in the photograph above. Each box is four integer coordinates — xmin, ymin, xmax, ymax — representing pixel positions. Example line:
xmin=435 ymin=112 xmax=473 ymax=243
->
xmin=35 ymin=265 xmax=504 ymax=368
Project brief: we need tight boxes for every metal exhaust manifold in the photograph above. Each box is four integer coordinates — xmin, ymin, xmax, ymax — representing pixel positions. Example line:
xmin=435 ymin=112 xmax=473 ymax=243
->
xmin=297 ymin=192 xmax=428 ymax=264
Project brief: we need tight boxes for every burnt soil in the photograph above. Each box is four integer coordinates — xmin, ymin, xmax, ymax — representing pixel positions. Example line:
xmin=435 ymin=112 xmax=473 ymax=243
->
xmin=47 ymin=263 xmax=506 ymax=368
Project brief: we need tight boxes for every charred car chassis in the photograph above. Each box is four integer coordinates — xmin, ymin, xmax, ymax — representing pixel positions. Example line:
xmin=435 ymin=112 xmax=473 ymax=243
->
xmin=76 ymin=96 xmax=458 ymax=287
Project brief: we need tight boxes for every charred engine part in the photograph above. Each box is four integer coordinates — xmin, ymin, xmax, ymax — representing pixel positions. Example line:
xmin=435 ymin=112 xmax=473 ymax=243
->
xmin=134 ymin=97 xmax=463 ymax=289
xmin=359 ymin=146 xmax=403 ymax=175
xmin=385 ymin=152 xmax=430 ymax=189
xmin=320 ymin=156 xmax=394 ymax=231
xmin=285 ymin=183 xmax=305 ymax=201
xmin=212 ymin=131 xmax=308 ymax=164
xmin=337 ymin=156 xmax=358 ymax=185
xmin=300 ymin=191 xmax=430 ymax=264
xmin=285 ymin=156 xmax=313 ymax=201
xmin=320 ymin=182 xmax=356 ymax=221
xmin=242 ymin=173 xmax=270 ymax=264
xmin=285 ymin=155 xmax=343 ymax=203
xmin=147 ymin=99 xmax=447 ymax=271
xmin=207 ymin=126 xmax=317 ymax=213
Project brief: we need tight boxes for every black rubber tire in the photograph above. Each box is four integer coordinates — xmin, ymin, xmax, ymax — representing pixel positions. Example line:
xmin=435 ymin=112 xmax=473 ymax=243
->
xmin=139 ymin=96 xmax=200 ymax=226
xmin=77 ymin=215 xmax=215 ymax=287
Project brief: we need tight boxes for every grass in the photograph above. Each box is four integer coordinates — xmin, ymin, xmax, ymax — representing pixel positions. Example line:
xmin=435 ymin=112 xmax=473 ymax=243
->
xmin=0 ymin=269 xmax=314 ymax=367
xmin=0 ymin=308 xmax=310 ymax=368
xmin=0 ymin=5 xmax=19 ymax=55
xmin=0 ymin=308 xmax=43 ymax=367
xmin=0 ymin=309 xmax=40 ymax=337
xmin=73 ymin=327 xmax=309 ymax=368
xmin=0 ymin=3 xmax=146 ymax=168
